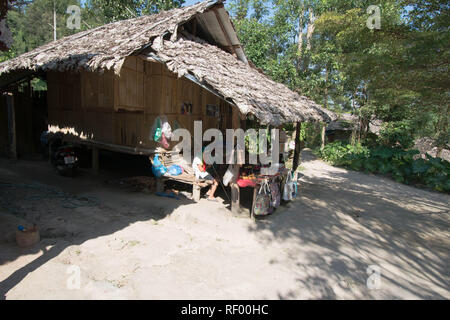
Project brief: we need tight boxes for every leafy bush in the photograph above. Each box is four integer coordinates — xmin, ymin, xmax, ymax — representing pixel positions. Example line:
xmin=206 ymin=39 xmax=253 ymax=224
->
xmin=317 ymin=141 xmax=450 ymax=193
xmin=378 ymin=120 xmax=415 ymax=149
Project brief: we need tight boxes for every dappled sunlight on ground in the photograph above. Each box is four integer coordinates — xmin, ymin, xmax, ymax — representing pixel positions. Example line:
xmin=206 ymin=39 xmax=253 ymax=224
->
xmin=0 ymin=150 xmax=448 ymax=299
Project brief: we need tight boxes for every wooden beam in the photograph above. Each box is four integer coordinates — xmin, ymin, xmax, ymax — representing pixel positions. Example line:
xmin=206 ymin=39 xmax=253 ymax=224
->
xmin=212 ymin=8 xmax=237 ymax=57
xmin=62 ymin=135 xmax=157 ymax=156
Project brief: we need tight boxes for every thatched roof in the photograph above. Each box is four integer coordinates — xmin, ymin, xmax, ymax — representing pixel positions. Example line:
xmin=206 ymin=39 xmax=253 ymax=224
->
xmin=150 ymin=36 xmax=335 ymax=125
xmin=327 ymin=113 xmax=382 ymax=135
xmin=0 ymin=0 xmax=335 ymax=125
xmin=326 ymin=113 xmax=357 ymax=131
xmin=0 ymin=1 xmax=216 ymax=75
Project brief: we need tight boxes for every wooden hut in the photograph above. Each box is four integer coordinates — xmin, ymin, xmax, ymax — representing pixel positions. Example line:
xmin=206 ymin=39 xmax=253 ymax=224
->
xmin=0 ymin=0 xmax=334 ymax=158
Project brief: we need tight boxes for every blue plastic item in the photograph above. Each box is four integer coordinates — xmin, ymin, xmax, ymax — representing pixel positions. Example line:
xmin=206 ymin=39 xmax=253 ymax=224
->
xmin=151 ymin=155 xmax=167 ymax=178
xmin=167 ymin=165 xmax=182 ymax=176
xmin=155 ymin=192 xmax=179 ymax=200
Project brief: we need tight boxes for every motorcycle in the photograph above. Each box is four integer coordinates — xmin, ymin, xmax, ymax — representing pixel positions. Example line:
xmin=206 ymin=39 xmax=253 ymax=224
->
xmin=50 ymin=139 xmax=79 ymax=177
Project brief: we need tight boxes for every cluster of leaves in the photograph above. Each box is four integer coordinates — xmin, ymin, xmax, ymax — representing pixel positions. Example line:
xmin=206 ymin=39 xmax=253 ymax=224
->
xmin=0 ymin=0 xmax=185 ymax=62
xmin=229 ymin=0 xmax=449 ymax=153
xmin=318 ymin=141 xmax=450 ymax=193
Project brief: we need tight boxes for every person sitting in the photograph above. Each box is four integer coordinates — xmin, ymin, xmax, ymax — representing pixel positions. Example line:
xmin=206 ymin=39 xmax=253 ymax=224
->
xmin=192 ymin=152 xmax=219 ymax=202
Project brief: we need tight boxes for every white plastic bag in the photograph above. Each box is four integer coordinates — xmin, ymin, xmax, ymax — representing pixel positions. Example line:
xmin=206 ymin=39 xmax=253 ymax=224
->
xmin=222 ymin=165 xmax=234 ymax=187
xmin=160 ymin=115 xmax=172 ymax=139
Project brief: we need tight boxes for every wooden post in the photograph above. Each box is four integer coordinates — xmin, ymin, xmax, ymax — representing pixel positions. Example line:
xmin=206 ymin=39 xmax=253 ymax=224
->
xmin=92 ymin=146 xmax=99 ymax=174
xmin=6 ymin=93 xmax=17 ymax=160
xmin=292 ymin=122 xmax=302 ymax=172
xmin=230 ymin=182 xmax=241 ymax=214
xmin=229 ymin=164 xmax=248 ymax=217
xmin=320 ymin=122 xmax=326 ymax=151
xmin=48 ymin=139 xmax=53 ymax=163
xmin=156 ymin=178 xmax=164 ymax=193
xmin=192 ymin=184 xmax=201 ymax=202
xmin=250 ymin=184 xmax=258 ymax=219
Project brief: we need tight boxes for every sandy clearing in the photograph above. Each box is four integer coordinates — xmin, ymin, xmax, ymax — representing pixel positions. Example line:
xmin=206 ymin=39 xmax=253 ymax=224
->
xmin=0 ymin=150 xmax=449 ymax=299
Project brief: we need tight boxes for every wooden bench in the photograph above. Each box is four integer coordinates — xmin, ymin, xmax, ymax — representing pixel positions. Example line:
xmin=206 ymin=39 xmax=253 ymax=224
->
xmin=156 ymin=172 xmax=213 ymax=201
xmin=152 ymin=151 xmax=213 ymax=202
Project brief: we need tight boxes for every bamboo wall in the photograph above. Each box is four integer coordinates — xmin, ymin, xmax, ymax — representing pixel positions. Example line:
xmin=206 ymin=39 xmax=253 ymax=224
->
xmin=47 ymin=56 xmax=240 ymax=152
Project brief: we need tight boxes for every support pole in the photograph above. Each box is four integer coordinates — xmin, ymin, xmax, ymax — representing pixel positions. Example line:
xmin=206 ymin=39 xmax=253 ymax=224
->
xmin=156 ymin=179 xmax=164 ymax=193
xmin=192 ymin=184 xmax=201 ymax=202
xmin=230 ymin=182 xmax=241 ymax=214
xmin=292 ymin=122 xmax=302 ymax=172
xmin=48 ymin=139 xmax=53 ymax=163
xmin=92 ymin=146 xmax=99 ymax=174
xmin=6 ymin=93 xmax=17 ymax=160
xmin=230 ymin=165 xmax=248 ymax=217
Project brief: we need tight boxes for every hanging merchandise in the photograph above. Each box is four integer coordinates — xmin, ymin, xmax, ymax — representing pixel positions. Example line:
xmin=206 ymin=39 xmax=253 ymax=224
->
xmin=270 ymin=180 xmax=281 ymax=208
xmin=253 ymin=181 xmax=272 ymax=216
xmin=151 ymin=154 xmax=167 ymax=178
xmin=150 ymin=116 xmax=162 ymax=142
xmin=172 ymin=120 xmax=181 ymax=131
xmin=160 ymin=115 xmax=172 ymax=139
xmin=159 ymin=132 xmax=170 ymax=149
xmin=283 ymin=171 xmax=294 ymax=201
xmin=222 ymin=165 xmax=235 ymax=187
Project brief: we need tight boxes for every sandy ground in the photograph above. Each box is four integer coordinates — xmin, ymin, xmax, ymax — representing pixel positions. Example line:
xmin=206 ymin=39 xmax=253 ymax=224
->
xmin=0 ymin=150 xmax=449 ymax=300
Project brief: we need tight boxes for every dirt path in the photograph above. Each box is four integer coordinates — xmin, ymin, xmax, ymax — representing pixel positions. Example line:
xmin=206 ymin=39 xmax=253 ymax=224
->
xmin=0 ymin=150 xmax=449 ymax=299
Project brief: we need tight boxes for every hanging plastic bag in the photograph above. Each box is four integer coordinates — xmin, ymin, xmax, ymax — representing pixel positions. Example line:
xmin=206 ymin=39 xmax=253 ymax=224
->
xmin=151 ymin=154 xmax=167 ymax=178
xmin=159 ymin=133 xmax=170 ymax=149
xmin=172 ymin=120 xmax=181 ymax=131
xmin=222 ymin=165 xmax=235 ymax=187
xmin=270 ymin=180 xmax=281 ymax=208
xmin=150 ymin=117 xmax=162 ymax=142
xmin=283 ymin=171 xmax=294 ymax=201
xmin=160 ymin=115 xmax=172 ymax=139
xmin=253 ymin=181 xmax=271 ymax=216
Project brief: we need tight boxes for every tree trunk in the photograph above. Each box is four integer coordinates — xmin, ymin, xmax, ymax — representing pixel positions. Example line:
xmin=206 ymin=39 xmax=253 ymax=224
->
xmin=306 ymin=9 xmax=315 ymax=51
xmin=320 ymin=123 xmax=326 ymax=150
xmin=301 ymin=7 xmax=314 ymax=73
xmin=324 ymin=65 xmax=329 ymax=108
xmin=297 ymin=6 xmax=305 ymax=59
xmin=436 ymin=104 xmax=448 ymax=158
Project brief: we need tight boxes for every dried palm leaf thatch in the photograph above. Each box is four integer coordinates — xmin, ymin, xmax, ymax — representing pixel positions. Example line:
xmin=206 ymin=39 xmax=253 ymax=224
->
xmin=151 ymin=36 xmax=335 ymax=125
xmin=0 ymin=1 xmax=215 ymax=75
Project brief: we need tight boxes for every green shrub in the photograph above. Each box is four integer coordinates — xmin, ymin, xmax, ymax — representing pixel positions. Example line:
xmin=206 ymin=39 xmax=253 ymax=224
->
xmin=317 ymin=142 xmax=450 ymax=193
xmin=378 ymin=120 xmax=415 ymax=149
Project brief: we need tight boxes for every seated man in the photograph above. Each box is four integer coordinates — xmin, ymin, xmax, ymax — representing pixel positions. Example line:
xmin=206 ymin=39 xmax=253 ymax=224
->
xmin=192 ymin=153 xmax=219 ymax=201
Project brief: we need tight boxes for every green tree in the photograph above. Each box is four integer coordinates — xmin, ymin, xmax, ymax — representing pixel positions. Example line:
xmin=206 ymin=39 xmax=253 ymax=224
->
xmin=84 ymin=0 xmax=184 ymax=26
